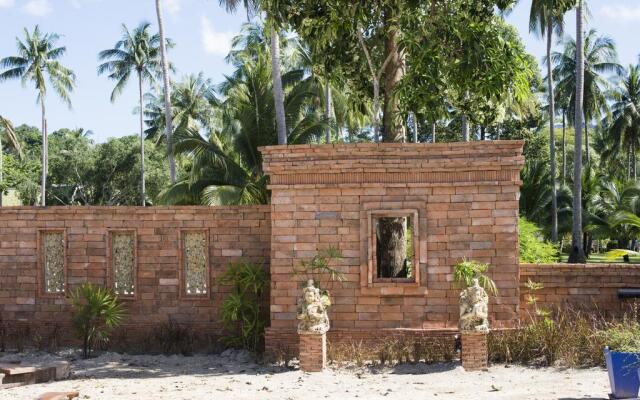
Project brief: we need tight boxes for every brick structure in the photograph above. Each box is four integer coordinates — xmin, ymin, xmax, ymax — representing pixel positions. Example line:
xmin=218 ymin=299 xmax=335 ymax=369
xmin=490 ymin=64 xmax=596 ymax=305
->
xmin=0 ymin=206 xmax=270 ymax=340
xmin=260 ymin=141 xmax=525 ymax=352
xmin=460 ymin=332 xmax=488 ymax=371
xmin=520 ymin=263 xmax=640 ymax=318
xmin=298 ymin=332 xmax=326 ymax=372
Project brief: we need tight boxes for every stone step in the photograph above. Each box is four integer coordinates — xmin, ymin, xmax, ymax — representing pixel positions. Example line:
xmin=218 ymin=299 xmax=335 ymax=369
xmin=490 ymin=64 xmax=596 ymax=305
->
xmin=0 ymin=361 xmax=70 ymax=388
xmin=36 ymin=391 xmax=80 ymax=400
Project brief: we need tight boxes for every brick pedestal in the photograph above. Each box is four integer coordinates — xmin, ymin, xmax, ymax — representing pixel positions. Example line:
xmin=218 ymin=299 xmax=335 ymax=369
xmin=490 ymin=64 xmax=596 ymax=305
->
xmin=461 ymin=332 xmax=488 ymax=371
xmin=298 ymin=332 xmax=326 ymax=372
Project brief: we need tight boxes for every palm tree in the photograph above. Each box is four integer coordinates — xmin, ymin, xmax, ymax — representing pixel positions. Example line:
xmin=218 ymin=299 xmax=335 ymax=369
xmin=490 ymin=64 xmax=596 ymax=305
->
xmin=0 ymin=26 xmax=75 ymax=206
xmin=0 ymin=116 xmax=23 ymax=207
xmin=552 ymin=29 xmax=623 ymax=166
xmin=98 ymin=22 xmax=168 ymax=206
xmin=145 ymin=73 xmax=218 ymax=143
xmin=218 ymin=0 xmax=287 ymax=145
xmin=606 ymin=64 xmax=640 ymax=179
xmin=568 ymin=0 xmax=586 ymax=263
xmin=158 ymin=32 xmax=326 ymax=205
xmin=155 ymin=0 xmax=176 ymax=183
xmin=530 ymin=0 xmax=573 ymax=243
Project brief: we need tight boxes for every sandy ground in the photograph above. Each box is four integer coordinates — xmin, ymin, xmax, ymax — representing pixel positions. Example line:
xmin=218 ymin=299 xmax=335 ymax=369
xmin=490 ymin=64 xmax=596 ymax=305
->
xmin=0 ymin=350 xmax=610 ymax=400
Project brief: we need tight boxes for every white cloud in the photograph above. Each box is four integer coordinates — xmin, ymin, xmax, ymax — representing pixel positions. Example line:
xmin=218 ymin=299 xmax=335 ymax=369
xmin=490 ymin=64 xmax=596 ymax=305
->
xmin=601 ymin=4 xmax=640 ymax=21
xmin=165 ymin=0 xmax=181 ymax=14
xmin=0 ymin=0 xmax=15 ymax=8
xmin=200 ymin=16 xmax=235 ymax=56
xmin=22 ymin=0 xmax=52 ymax=16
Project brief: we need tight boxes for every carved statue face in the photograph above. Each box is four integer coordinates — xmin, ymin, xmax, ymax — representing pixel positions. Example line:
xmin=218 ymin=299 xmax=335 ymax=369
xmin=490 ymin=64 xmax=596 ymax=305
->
xmin=304 ymin=289 xmax=316 ymax=304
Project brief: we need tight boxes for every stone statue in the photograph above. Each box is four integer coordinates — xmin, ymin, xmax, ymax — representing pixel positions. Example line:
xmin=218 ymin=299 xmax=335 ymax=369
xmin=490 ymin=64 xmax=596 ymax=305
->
xmin=459 ymin=278 xmax=489 ymax=333
xmin=297 ymin=279 xmax=330 ymax=334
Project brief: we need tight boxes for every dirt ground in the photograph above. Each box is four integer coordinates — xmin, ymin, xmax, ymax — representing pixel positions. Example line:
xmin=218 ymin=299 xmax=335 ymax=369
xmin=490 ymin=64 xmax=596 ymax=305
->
xmin=0 ymin=350 xmax=611 ymax=400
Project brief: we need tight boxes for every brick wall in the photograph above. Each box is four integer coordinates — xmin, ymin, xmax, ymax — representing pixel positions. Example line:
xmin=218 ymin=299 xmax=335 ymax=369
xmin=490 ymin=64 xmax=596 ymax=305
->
xmin=260 ymin=141 xmax=525 ymax=350
xmin=0 ymin=206 xmax=270 ymax=340
xmin=520 ymin=263 xmax=640 ymax=317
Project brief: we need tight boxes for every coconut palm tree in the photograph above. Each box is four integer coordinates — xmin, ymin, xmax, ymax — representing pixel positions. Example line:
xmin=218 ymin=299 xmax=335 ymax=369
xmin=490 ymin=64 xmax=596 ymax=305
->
xmin=144 ymin=73 xmax=218 ymax=143
xmin=218 ymin=0 xmax=287 ymax=145
xmin=605 ymin=64 xmax=640 ymax=180
xmin=0 ymin=26 xmax=75 ymax=206
xmin=568 ymin=0 xmax=586 ymax=263
xmin=0 ymin=116 xmax=23 ymax=207
xmin=530 ymin=0 xmax=573 ymax=243
xmin=552 ymin=29 xmax=623 ymax=166
xmin=157 ymin=36 xmax=326 ymax=205
xmin=155 ymin=0 xmax=176 ymax=183
xmin=98 ymin=22 xmax=169 ymax=206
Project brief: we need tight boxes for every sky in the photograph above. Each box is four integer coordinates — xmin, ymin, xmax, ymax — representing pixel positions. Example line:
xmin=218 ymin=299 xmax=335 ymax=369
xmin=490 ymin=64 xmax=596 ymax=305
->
xmin=0 ymin=0 xmax=639 ymax=143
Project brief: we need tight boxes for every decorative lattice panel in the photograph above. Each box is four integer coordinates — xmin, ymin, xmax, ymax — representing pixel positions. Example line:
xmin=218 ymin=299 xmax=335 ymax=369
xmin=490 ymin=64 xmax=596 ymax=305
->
xmin=183 ymin=231 xmax=208 ymax=295
xmin=111 ymin=232 xmax=135 ymax=295
xmin=43 ymin=232 xmax=65 ymax=293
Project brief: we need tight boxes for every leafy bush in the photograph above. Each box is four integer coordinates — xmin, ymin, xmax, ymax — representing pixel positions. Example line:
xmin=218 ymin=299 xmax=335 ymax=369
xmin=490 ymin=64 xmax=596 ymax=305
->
xmin=602 ymin=314 xmax=640 ymax=353
xmin=70 ymin=283 xmax=126 ymax=358
xmin=293 ymin=247 xmax=344 ymax=306
xmin=453 ymin=259 xmax=497 ymax=295
xmin=519 ymin=217 xmax=559 ymax=263
xmin=154 ymin=319 xmax=197 ymax=355
xmin=218 ymin=262 xmax=268 ymax=352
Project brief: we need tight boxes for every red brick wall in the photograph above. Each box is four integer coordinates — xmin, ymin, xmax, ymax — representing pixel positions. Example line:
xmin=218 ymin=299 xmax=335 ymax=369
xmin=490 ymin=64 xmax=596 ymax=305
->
xmin=519 ymin=263 xmax=640 ymax=318
xmin=260 ymin=141 xmax=525 ymax=350
xmin=0 ymin=206 xmax=270 ymax=337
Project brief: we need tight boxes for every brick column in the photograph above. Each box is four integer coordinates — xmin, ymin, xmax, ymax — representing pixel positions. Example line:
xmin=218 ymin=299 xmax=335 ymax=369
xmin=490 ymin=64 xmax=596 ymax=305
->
xmin=298 ymin=332 xmax=326 ymax=372
xmin=461 ymin=332 xmax=488 ymax=371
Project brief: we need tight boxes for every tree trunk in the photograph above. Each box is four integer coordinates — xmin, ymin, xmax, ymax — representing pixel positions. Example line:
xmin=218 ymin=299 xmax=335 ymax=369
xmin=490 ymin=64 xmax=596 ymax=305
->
xmin=568 ymin=0 xmax=586 ymax=264
xmin=584 ymin=120 xmax=590 ymax=165
xmin=270 ymin=26 xmax=287 ymax=145
xmin=461 ymin=115 xmax=469 ymax=141
xmin=547 ymin=22 xmax=558 ymax=243
xmin=381 ymin=19 xmax=405 ymax=143
xmin=562 ymin=110 xmax=566 ymax=185
xmin=138 ymin=71 xmax=146 ymax=207
xmin=411 ymin=112 xmax=418 ymax=143
xmin=480 ymin=126 xmax=486 ymax=141
xmin=40 ymin=98 xmax=47 ymax=207
xmin=377 ymin=217 xmax=407 ymax=278
xmin=155 ymin=0 xmax=176 ymax=183
xmin=633 ymin=142 xmax=637 ymax=180
xmin=325 ymin=82 xmax=332 ymax=143
xmin=432 ymin=122 xmax=436 ymax=143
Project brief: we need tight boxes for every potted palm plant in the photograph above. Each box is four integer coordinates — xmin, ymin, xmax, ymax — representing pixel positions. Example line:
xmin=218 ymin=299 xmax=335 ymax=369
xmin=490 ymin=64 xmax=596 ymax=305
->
xmin=602 ymin=317 xmax=640 ymax=399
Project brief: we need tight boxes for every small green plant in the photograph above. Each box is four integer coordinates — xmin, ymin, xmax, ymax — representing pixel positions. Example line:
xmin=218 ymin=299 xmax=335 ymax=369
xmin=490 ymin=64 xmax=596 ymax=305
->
xmin=601 ymin=307 xmax=640 ymax=353
xmin=518 ymin=218 xmax=559 ymax=263
xmin=218 ymin=262 xmax=268 ymax=352
xmin=524 ymin=279 xmax=553 ymax=325
xmin=453 ymin=259 xmax=498 ymax=295
xmin=70 ymin=283 xmax=126 ymax=358
xmin=294 ymin=247 xmax=344 ymax=305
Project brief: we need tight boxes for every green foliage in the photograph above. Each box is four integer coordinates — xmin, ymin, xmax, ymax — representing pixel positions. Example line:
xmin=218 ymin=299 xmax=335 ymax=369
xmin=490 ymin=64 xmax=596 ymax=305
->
xmin=453 ymin=260 xmax=498 ymax=295
xmin=70 ymin=283 xmax=126 ymax=358
xmin=294 ymin=247 xmax=344 ymax=306
xmin=519 ymin=218 xmax=559 ymax=263
xmin=218 ymin=262 xmax=268 ymax=352
xmin=602 ymin=315 xmax=640 ymax=353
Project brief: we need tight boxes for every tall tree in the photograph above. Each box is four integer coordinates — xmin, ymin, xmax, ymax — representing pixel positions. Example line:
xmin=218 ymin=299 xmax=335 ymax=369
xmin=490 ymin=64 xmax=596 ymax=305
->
xmin=607 ymin=64 xmax=640 ymax=180
xmin=552 ymin=29 xmax=622 ymax=165
xmin=155 ymin=0 xmax=176 ymax=183
xmin=218 ymin=0 xmax=288 ymax=145
xmin=98 ymin=22 xmax=166 ymax=206
xmin=0 ymin=116 xmax=23 ymax=207
xmin=568 ymin=0 xmax=586 ymax=263
xmin=0 ymin=26 xmax=75 ymax=206
xmin=530 ymin=0 xmax=573 ymax=242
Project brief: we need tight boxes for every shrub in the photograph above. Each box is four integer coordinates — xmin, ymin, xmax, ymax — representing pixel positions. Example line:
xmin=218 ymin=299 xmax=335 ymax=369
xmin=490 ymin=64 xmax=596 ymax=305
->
xmin=519 ymin=217 xmax=559 ymax=263
xmin=453 ymin=259 xmax=497 ymax=295
xmin=154 ymin=319 xmax=197 ymax=355
xmin=70 ymin=283 xmax=126 ymax=358
xmin=218 ymin=262 xmax=268 ymax=352
xmin=601 ymin=313 xmax=640 ymax=353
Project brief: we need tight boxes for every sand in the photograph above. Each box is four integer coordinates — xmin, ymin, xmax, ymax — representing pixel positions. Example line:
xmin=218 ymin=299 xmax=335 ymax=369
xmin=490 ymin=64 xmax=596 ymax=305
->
xmin=0 ymin=350 xmax=611 ymax=400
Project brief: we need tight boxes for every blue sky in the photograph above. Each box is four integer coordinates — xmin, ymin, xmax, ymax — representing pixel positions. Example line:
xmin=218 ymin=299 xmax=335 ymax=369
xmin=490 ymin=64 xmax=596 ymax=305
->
xmin=0 ymin=0 xmax=639 ymax=143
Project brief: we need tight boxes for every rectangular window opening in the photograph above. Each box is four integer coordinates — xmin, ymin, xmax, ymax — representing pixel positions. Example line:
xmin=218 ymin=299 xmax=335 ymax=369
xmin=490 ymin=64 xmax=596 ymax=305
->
xmin=42 ymin=231 xmax=66 ymax=294
xmin=182 ymin=231 xmax=209 ymax=296
xmin=375 ymin=216 xmax=414 ymax=279
xmin=110 ymin=231 xmax=136 ymax=296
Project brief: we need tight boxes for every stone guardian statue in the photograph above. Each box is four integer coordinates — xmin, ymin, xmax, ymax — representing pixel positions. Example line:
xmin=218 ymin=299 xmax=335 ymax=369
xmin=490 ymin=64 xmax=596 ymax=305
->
xmin=297 ymin=279 xmax=330 ymax=334
xmin=459 ymin=278 xmax=489 ymax=333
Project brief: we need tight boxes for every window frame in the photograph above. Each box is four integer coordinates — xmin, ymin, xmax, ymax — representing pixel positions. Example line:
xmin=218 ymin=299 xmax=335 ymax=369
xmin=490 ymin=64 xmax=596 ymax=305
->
xmin=367 ymin=209 xmax=420 ymax=286
xmin=178 ymin=229 xmax=211 ymax=299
